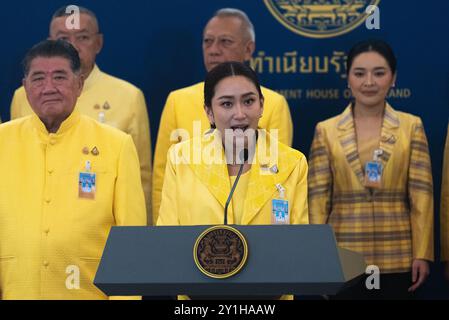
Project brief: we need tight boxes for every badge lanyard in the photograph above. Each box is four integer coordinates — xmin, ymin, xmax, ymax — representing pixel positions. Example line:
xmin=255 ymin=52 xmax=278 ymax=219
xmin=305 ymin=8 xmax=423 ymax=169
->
xmin=364 ymin=149 xmax=383 ymax=189
xmin=272 ymin=183 xmax=289 ymax=225
xmin=79 ymin=160 xmax=96 ymax=200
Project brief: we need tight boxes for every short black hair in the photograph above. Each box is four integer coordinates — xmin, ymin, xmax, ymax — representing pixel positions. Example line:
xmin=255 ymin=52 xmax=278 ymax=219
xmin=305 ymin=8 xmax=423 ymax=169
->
xmin=347 ymin=39 xmax=397 ymax=75
xmin=22 ymin=40 xmax=81 ymax=76
xmin=204 ymin=61 xmax=264 ymax=108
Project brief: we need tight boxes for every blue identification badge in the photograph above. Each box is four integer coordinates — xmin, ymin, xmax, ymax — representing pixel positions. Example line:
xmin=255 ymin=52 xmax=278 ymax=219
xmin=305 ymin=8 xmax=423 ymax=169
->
xmin=79 ymin=161 xmax=96 ymax=200
xmin=364 ymin=149 xmax=383 ymax=189
xmin=272 ymin=184 xmax=289 ymax=225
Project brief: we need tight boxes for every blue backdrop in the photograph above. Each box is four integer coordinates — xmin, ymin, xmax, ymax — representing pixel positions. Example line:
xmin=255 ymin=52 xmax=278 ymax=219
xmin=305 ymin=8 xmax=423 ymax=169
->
xmin=1 ymin=0 xmax=448 ymax=299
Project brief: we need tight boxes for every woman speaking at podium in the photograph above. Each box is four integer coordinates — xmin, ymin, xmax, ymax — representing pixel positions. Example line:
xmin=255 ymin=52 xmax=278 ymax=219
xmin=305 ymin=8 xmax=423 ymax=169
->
xmin=308 ymin=40 xmax=434 ymax=299
xmin=157 ymin=61 xmax=308 ymax=228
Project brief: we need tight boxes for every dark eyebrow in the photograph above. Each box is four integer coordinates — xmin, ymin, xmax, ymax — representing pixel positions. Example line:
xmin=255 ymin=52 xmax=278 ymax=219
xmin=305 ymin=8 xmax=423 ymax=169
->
xmin=53 ymin=69 xmax=69 ymax=74
xmin=353 ymin=67 xmax=387 ymax=71
xmin=217 ymin=92 xmax=257 ymax=100
xmin=217 ymin=95 xmax=235 ymax=100
xmin=30 ymin=71 xmax=45 ymax=77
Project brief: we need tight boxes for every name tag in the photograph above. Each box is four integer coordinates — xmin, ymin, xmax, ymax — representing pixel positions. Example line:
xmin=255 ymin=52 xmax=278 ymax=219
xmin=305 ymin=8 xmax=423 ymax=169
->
xmin=79 ymin=172 xmax=96 ymax=200
xmin=364 ymin=161 xmax=383 ymax=189
xmin=272 ymin=199 xmax=289 ymax=225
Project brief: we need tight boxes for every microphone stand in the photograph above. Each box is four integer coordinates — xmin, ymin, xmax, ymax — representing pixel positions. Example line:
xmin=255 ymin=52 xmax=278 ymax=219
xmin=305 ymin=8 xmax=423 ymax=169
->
xmin=224 ymin=149 xmax=248 ymax=225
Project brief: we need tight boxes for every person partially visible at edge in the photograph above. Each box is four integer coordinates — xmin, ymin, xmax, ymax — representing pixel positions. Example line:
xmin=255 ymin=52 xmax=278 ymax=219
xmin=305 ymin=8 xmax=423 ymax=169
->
xmin=152 ymin=8 xmax=294 ymax=224
xmin=157 ymin=61 xmax=308 ymax=300
xmin=440 ymin=125 xmax=449 ymax=284
xmin=10 ymin=5 xmax=153 ymax=225
xmin=0 ymin=40 xmax=146 ymax=300
xmin=308 ymin=39 xmax=433 ymax=300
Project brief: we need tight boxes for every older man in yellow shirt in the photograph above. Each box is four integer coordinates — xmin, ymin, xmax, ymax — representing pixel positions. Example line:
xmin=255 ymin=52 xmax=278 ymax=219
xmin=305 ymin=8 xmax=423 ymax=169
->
xmin=10 ymin=5 xmax=152 ymax=224
xmin=0 ymin=40 xmax=146 ymax=300
xmin=153 ymin=8 xmax=294 ymax=224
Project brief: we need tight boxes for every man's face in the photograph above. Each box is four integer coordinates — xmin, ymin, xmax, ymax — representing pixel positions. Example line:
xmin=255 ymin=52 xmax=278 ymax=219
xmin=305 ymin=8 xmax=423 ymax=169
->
xmin=49 ymin=13 xmax=103 ymax=76
xmin=23 ymin=56 xmax=83 ymax=126
xmin=203 ymin=16 xmax=255 ymax=72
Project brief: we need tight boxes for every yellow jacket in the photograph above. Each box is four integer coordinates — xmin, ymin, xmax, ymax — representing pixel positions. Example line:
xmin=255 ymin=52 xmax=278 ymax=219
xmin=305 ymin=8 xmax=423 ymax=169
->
xmin=441 ymin=125 xmax=449 ymax=261
xmin=308 ymin=103 xmax=434 ymax=273
xmin=157 ymin=130 xmax=308 ymax=226
xmin=0 ymin=111 xmax=146 ymax=300
xmin=153 ymin=82 xmax=293 ymax=224
xmin=10 ymin=65 xmax=152 ymax=225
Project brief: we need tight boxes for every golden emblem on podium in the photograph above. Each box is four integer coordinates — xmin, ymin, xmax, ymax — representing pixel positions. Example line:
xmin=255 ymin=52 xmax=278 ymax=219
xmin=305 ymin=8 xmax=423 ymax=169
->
xmin=194 ymin=225 xmax=248 ymax=279
xmin=264 ymin=0 xmax=380 ymax=38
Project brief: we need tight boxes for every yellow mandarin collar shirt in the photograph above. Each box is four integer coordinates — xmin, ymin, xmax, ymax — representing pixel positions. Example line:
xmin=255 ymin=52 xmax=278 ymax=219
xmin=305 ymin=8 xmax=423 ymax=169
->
xmin=0 ymin=112 xmax=146 ymax=300
xmin=30 ymin=108 xmax=81 ymax=138
xmin=10 ymin=65 xmax=153 ymax=225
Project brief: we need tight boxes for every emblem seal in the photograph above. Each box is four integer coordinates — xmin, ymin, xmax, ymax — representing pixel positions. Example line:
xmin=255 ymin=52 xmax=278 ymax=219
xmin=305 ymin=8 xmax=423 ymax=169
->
xmin=194 ymin=226 xmax=248 ymax=279
xmin=264 ymin=0 xmax=381 ymax=38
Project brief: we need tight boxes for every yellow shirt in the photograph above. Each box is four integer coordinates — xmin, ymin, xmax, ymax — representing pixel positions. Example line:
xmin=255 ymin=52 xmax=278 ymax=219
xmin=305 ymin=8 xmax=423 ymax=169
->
xmin=230 ymin=171 xmax=250 ymax=225
xmin=157 ymin=129 xmax=307 ymax=226
xmin=358 ymin=134 xmax=380 ymax=171
xmin=0 ymin=112 xmax=146 ymax=299
xmin=153 ymin=82 xmax=294 ymax=224
xmin=10 ymin=65 xmax=152 ymax=225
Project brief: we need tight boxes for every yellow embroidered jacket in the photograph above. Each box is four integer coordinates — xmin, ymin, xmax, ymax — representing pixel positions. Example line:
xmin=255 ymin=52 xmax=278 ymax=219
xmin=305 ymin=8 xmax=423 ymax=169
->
xmin=308 ymin=104 xmax=434 ymax=273
xmin=10 ymin=65 xmax=152 ymax=224
xmin=153 ymin=82 xmax=293 ymax=224
xmin=441 ymin=125 xmax=449 ymax=261
xmin=157 ymin=130 xmax=308 ymax=226
xmin=0 ymin=112 xmax=146 ymax=299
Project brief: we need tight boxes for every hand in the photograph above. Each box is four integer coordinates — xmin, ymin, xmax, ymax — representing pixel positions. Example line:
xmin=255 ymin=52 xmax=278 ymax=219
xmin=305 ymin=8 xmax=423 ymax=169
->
xmin=408 ymin=259 xmax=429 ymax=292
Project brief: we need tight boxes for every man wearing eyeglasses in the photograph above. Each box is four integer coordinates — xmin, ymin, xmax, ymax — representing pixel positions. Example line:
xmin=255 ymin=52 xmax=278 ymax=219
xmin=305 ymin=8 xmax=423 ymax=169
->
xmin=10 ymin=6 xmax=153 ymax=225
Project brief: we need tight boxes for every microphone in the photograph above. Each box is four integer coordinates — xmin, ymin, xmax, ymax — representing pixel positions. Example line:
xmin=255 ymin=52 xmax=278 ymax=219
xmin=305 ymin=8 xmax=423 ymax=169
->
xmin=224 ymin=149 xmax=249 ymax=225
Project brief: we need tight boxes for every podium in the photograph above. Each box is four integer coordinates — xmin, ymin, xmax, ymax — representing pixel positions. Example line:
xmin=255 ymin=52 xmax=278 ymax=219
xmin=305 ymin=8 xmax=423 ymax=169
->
xmin=94 ymin=225 xmax=366 ymax=297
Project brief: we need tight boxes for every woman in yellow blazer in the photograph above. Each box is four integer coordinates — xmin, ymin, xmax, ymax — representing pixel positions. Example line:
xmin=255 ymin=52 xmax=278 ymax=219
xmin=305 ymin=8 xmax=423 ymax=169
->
xmin=158 ymin=61 xmax=308 ymax=227
xmin=308 ymin=40 xmax=433 ymax=299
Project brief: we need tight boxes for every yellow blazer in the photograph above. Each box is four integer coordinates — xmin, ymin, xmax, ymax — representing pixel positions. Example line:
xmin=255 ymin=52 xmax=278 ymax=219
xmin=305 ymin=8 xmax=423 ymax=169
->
xmin=0 ymin=112 xmax=146 ymax=299
xmin=441 ymin=125 xmax=449 ymax=261
xmin=308 ymin=103 xmax=434 ymax=273
xmin=153 ymin=82 xmax=294 ymax=224
xmin=10 ymin=65 xmax=153 ymax=225
xmin=157 ymin=130 xmax=308 ymax=226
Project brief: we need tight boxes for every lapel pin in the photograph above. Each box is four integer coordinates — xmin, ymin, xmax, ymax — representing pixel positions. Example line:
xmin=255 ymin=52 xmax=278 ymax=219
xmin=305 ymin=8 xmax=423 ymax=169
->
xmin=103 ymin=102 xmax=111 ymax=110
xmin=94 ymin=104 xmax=100 ymax=110
xmin=91 ymin=147 xmax=100 ymax=156
xmin=270 ymin=165 xmax=279 ymax=174
xmin=82 ymin=147 xmax=89 ymax=155
xmin=388 ymin=136 xmax=397 ymax=144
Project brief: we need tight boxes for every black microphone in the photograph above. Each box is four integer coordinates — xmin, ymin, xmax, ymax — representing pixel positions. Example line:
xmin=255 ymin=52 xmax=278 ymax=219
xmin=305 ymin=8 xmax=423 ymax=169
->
xmin=224 ymin=149 xmax=249 ymax=225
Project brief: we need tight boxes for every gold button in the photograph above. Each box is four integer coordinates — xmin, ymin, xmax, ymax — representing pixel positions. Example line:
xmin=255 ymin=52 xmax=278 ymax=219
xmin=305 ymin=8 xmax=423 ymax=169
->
xmin=48 ymin=169 xmax=54 ymax=174
xmin=43 ymin=261 xmax=49 ymax=267
xmin=45 ymin=198 xmax=51 ymax=204
xmin=44 ymin=228 xmax=50 ymax=234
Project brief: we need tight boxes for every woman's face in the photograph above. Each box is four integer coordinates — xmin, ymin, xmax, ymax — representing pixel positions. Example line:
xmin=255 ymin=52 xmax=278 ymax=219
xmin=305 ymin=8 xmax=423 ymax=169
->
xmin=348 ymin=51 xmax=396 ymax=108
xmin=206 ymin=75 xmax=263 ymax=148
